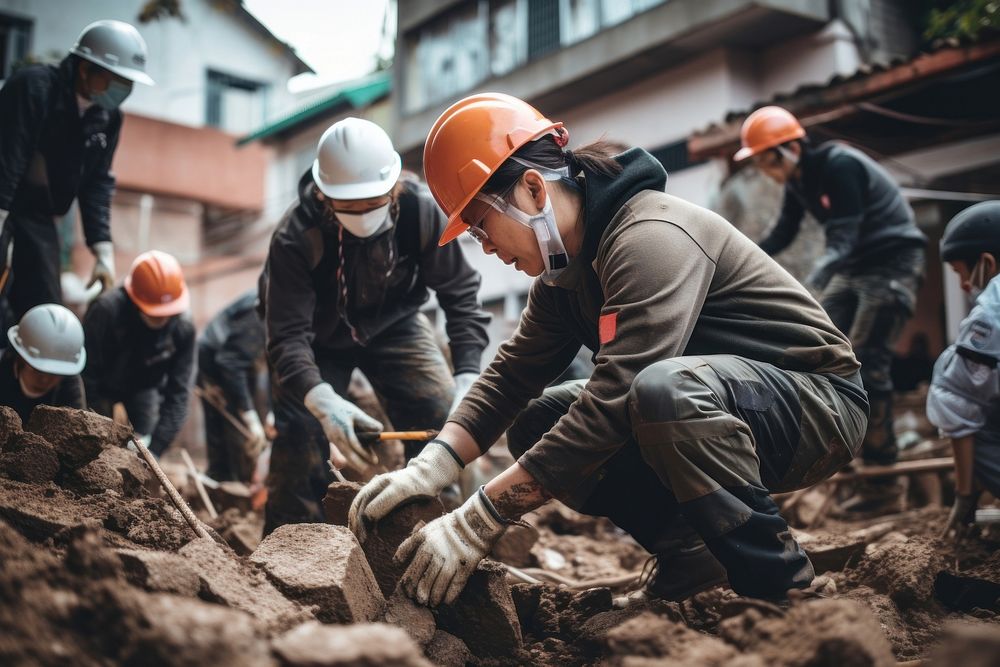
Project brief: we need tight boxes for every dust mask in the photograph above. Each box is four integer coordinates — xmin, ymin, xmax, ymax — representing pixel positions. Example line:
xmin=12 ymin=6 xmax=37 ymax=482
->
xmin=479 ymin=190 xmax=569 ymax=286
xmin=91 ymin=79 xmax=133 ymax=110
xmin=336 ymin=204 xmax=392 ymax=239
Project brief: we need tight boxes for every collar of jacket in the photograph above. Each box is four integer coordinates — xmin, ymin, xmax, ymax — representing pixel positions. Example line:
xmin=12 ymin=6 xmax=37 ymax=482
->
xmin=550 ymin=148 xmax=667 ymax=290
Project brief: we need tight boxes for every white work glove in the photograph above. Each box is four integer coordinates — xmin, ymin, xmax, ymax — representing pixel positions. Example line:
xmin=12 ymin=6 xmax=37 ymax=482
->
xmin=395 ymin=487 xmax=506 ymax=606
xmin=449 ymin=372 xmax=478 ymax=415
xmin=241 ymin=409 xmax=268 ymax=459
xmin=304 ymin=382 xmax=382 ymax=472
xmin=89 ymin=241 xmax=116 ymax=292
xmin=0 ymin=209 xmax=8 ymax=235
xmin=349 ymin=440 xmax=464 ymax=544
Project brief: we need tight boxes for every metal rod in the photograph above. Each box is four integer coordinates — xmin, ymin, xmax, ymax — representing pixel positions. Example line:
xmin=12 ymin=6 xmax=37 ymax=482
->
xmin=133 ymin=439 xmax=210 ymax=540
xmin=181 ymin=448 xmax=218 ymax=519
xmin=193 ymin=385 xmax=255 ymax=442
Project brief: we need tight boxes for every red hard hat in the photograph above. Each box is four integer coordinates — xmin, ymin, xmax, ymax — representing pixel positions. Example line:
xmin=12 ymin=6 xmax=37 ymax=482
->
xmin=423 ymin=92 xmax=567 ymax=246
xmin=734 ymin=106 xmax=805 ymax=162
xmin=124 ymin=250 xmax=189 ymax=317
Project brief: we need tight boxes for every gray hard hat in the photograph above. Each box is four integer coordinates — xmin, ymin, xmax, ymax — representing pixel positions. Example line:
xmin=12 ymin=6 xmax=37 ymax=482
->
xmin=70 ymin=20 xmax=154 ymax=86
xmin=7 ymin=304 xmax=86 ymax=376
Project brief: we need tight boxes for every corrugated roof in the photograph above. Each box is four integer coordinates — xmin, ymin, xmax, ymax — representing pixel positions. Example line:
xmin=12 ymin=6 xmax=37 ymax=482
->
xmin=237 ymin=71 xmax=391 ymax=146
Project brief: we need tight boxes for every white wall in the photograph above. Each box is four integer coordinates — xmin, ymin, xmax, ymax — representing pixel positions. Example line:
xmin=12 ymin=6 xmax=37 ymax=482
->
xmin=0 ymin=0 xmax=299 ymax=130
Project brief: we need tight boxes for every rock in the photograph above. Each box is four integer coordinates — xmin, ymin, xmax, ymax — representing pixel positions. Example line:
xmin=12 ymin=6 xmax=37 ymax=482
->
xmin=384 ymin=590 xmax=436 ymax=647
xmin=0 ymin=478 xmax=107 ymax=541
xmin=433 ymin=560 xmax=522 ymax=659
xmin=363 ymin=497 xmax=445 ymax=598
xmin=853 ymin=536 xmax=948 ymax=607
xmin=179 ymin=537 xmax=310 ymax=632
xmin=63 ymin=447 xmax=151 ymax=497
xmin=123 ymin=592 xmax=274 ymax=666
xmin=223 ymin=517 xmax=263 ymax=556
xmin=0 ymin=431 xmax=59 ymax=483
xmin=718 ymin=598 xmax=895 ymax=667
xmin=322 ymin=481 xmax=361 ymax=527
xmin=0 ymin=406 xmax=23 ymax=448
xmin=250 ymin=524 xmax=384 ymax=624
xmin=491 ymin=522 xmax=539 ymax=567
xmin=271 ymin=621 xmax=433 ymax=667
xmin=209 ymin=481 xmax=253 ymax=514
xmin=601 ymin=611 xmax=746 ymax=665
xmin=26 ymin=406 xmax=133 ymax=470
xmin=926 ymin=621 xmax=1000 ymax=667
xmin=117 ymin=549 xmax=201 ymax=596
xmin=423 ymin=630 xmax=473 ymax=667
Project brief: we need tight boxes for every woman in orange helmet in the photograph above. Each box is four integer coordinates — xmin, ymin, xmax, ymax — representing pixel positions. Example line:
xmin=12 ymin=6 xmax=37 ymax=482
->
xmin=349 ymin=93 xmax=869 ymax=607
xmin=82 ymin=250 xmax=195 ymax=457
xmin=736 ymin=106 xmax=926 ymax=480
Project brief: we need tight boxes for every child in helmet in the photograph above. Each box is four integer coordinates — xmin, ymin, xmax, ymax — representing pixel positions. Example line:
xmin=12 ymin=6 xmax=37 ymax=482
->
xmin=0 ymin=304 xmax=85 ymax=422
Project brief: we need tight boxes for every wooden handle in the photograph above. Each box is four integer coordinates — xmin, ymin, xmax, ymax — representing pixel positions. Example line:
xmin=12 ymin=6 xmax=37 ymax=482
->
xmin=357 ymin=430 xmax=439 ymax=444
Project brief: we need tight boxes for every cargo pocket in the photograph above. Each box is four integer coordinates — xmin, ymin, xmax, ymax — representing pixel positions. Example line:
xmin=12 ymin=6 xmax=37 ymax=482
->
xmin=727 ymin=379 xmax=799 ymax=490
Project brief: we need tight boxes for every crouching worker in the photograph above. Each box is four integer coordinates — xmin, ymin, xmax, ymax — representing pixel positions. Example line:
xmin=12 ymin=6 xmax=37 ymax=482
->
xmin=0 ymin=304 xmax=85 ymax=421
xmin=260 ymin=117 xmax=490 ymax=535
xmin=83 ymin=250 xmax=195 ymax=456
xmin=349 ymin=93 xmax=869 ymax=606
xmin=927 ymin=201 xmax=1000 ymax=540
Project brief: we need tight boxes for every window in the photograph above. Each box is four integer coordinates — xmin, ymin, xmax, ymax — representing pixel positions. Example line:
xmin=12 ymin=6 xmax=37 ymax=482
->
xmin=405 ymin=3 xmax=488 ymax=112
xmin=491 ymin=0 xmax=526 ymax=77
xmin=527 ymin=0 xmax=560 ymax=60
xmin=206 ymin=70 xmax=268 ymax=134
xmin=560 ymin=0 xmax=600 ymax=45
xmin=0 ymin=14 xmax=31 ymax=81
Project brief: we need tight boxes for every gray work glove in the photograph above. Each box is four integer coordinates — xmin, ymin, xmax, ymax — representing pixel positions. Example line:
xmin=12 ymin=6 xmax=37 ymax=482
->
xmin=304 ymin=382 xmax=382 ymax=472
xmin=349 ymin=441 xmax=463 ymax=544
xmin=241 ymin=409 xmax=268 ymax=459
xmin=89 ymin=241 xmax=116 ymax=292
xmin=449 ymin=372 xmax=478 ymax=415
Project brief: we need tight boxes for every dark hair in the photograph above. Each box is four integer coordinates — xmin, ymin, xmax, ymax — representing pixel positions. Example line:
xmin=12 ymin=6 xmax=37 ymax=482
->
xmin=479 ymin=136 xmax=624 ymax=201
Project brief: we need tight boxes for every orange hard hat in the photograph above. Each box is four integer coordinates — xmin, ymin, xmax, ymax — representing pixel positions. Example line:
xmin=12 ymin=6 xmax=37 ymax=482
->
xmin=124 ymin=250 xmax=190 ymax=317
xmin=733 ymin=106 xmax=805 ymax=162
xmin=423 ymin=92 xmax=567 ymax=246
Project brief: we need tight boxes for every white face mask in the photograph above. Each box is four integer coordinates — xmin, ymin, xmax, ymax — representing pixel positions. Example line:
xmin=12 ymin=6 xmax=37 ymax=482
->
xmin=336 ymin=203 xmax=392 ymax=238
xmin=478 ymin=189 xmax=569 ymax=286
xmin=777 ymin=145 xmax=800 ymax=167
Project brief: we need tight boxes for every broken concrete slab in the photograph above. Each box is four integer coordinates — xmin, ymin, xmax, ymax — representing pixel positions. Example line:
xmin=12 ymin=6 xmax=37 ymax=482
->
xmin=491 ymin=522 xmax=539 ymax=567
xmin=384 ymin=590 xmax=436 ymax=647
xmin=271 ymin=621 xmax=432 ymax=667
xmin=179 ymin=536 xmax=311 ymax=633
xmin=63 ymin=447 xmax=151 ymax=498
xmin=432 ymin=559 xmax=522 ymax=660
xmin=0 ymin=431 xmax=59 ymax=484
xmin=0 ymin=406 xmax=22 ymax=448
xmin=26 ymin=406 xmax=133 ymax=470
xmin=0 ymin=478 xmax=107 ymax=541
xmin=208 ymin=481 xmax=253 ymax=514
xmin=251 ymin=523 xmax=384 ymax=624
xmin=122 ymin=591 xmax=275 ymax=667
xmin=117 ymin=548 xmax=201 ymax=596
xmin=322 ymin=481 xmax=361 ymax=527
xmin=423 ymin=630 xmax=474 ymax=667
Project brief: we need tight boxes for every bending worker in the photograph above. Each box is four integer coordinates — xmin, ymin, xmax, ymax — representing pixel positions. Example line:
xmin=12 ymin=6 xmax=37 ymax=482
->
xmin=83 ymin=250 xmax=195 ymax=457
xmin=260 ymin=117 xmax=490 ymax=535
xmin=927 ymin=201 xmax=1000 ymax=540
xmin=0 ymin=20 xmax=153 ymax=321
xmin=0 ymin=304 xmax=85 ymax=422
xmin=197 ymin=288 xmax=269 ymax=482
xmin=735 ymin=106 xmax=925 ymax=471
xmin=349 ymin=93 xmax=868 ymax=606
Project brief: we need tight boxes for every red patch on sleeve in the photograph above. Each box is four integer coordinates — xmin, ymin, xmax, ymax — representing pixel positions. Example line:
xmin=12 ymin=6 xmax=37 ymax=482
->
xmin=820 ymin=194 xmax=831 ymax=210
xmin=599 ymin=312 xmax=618 ymax=345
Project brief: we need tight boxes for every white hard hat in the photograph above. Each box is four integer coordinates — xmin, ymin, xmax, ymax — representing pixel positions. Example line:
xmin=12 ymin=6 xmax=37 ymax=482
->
xmin=7 ymin=304 xmax=87 ymax=376
xmin=312 ymin=117 xmax=402 ymax=200
xmin=71 ymin=19 xmax=154 ymax=86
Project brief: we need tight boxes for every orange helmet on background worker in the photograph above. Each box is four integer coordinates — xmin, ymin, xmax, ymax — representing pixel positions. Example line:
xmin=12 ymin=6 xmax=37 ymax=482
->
xmin=124 ymin=250 xmax=189 ymax=318
xmin=423 ymin=92 xmax=568 ymax=246
xmin=733 ymin=106 xmax=805 ymax=162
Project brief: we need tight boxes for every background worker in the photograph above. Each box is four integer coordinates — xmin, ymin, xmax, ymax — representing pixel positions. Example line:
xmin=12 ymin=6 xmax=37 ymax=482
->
xmin=927 ymin=201 xmax=1000 ymax=540
xmin=0 ymin=304 xmax=85 ymax=422
xmin=260 ymin=117 xmax=490 ymax=535
xmin=735 ymin=106 xmax=925 ymax=480
xmin=0 ymin=20 xmax=154 ymax=325
xmin=83 ymin=250 xmax=195 ymax=457
xmin=197 ymin=288 xmax=269 ymax=483
xmin=350 ymin=93 xmax=868 ymax=607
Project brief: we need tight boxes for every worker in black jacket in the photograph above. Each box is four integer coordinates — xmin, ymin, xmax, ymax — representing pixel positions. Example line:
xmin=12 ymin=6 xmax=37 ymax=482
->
xmin=198 ymin=289 xmax=269 ymax=482
xmin=83 ymin=251 xmax=195 ymax=458
xmin=260 ymin=117 xmax=490 ymax=534
xmin=736 ymin=106 xmax=926 ymax=479
xmin=0 ymin=304 xmax=86 ymax=422
xmin=0 ymin=20 xmax=153 ymax=323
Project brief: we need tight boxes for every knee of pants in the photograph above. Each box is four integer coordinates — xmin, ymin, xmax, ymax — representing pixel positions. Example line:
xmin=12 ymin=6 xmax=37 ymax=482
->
xmin=628 ymin=359 xmax=711 ymax=427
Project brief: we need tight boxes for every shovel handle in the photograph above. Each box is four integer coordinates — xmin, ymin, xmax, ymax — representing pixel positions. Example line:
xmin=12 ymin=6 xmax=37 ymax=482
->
xmin=357 ymin=430 xmax=439 ymax=444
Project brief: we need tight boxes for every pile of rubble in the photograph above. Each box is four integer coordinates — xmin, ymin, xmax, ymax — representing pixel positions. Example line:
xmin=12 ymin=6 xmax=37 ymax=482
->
xmin=0 ymin=406 xmax=998 ymax=666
